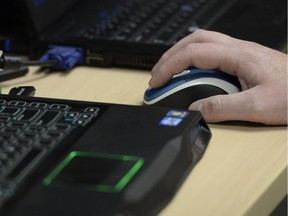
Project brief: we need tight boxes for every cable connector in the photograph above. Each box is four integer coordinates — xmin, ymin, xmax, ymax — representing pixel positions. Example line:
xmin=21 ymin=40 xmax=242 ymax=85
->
xmin=40 ymin=45 xmax=84 ymax=70
xmin=0 ymin=50 xmax=22 ymax=70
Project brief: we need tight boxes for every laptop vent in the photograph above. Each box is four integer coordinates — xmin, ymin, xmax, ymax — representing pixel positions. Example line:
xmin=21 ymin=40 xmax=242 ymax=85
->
xmin=114 ymin=54 xmax=158 ymax=69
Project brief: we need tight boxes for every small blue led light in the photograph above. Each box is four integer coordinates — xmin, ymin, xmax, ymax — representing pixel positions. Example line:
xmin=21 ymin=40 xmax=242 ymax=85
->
xmin=180 ymin=4 xmax=193 ymax=12
xmin=99 ymin=11 xmax=107 ymax=19
xmin=32 ymin=0 xmax=48 ymax=7
xmin=4 ymin=39 xmax=11 ymax=53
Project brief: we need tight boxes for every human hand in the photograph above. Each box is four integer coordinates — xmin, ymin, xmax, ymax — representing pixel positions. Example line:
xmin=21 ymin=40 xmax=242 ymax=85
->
xmin=149 ymin=29 xmax=287 ymax=125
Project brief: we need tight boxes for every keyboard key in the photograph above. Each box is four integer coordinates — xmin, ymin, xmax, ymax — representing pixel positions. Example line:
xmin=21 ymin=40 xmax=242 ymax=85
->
xmin=27 ymin=125 xmax=45 ymax=133
xmin=51 ymin=123 xmax=71 ymax=132
xmin=79 ymin=113 xmax=94 ymax=119
xmin=8 ymin=101 xmax=26 ymax=107
xmin=45 ymin=131 xmax=64 ymax=140
xmin=2 ymin=127 xmax=21 ymax=134
xmin=74 ymin=119 xmax=89 ymax=126
xmin=34 ymin=111 xmax=61 ymax=126
xmin=9 ymin=122 xmax=28 ymax=128
xmin=15 ymin=137 xmax=31 ymax=147
xmin=0 ymin=116 xmax=10 ymax=122
xmin=50 ymin=104 xmax=69 ymax=110
xmin=85 ymin=107 xmax=100 ymax=115
xmin=17 ymin=109 xmax=41 ymax=122
xmin=0 ymin=133 xmax=14 ymax=140
xmin=29 ymin=102 xmax=47 ymax=109
xmin=65 ymin=112 xmax=79 ymax=118
xmin=22 ymin=131 xmax=38 ymax=140
xmin=0 ymin=107 xmax=21 ymax=116
xmin=38 ymin=138 xmax=56 ymax=148
xmin=0 ymin=153 xmax=8 ymax=160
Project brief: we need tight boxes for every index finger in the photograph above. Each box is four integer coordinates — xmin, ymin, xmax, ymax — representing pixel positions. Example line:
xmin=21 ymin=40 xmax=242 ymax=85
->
xmin=149 ymin=42 xmax=240 ymax=88
xmin=151 ymin=29 xmax=241 ymax=76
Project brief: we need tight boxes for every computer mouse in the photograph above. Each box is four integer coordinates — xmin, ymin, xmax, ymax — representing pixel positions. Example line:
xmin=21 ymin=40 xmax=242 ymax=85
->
xmin=144 ymin=67 xmax=241 ymax=109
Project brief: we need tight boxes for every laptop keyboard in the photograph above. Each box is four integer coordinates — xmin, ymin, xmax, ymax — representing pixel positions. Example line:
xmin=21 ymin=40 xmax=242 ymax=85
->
xmin=78 ymin=0 xmax=212 ymax=45
xmin=0 ymin=98 xmax=103 ymax=206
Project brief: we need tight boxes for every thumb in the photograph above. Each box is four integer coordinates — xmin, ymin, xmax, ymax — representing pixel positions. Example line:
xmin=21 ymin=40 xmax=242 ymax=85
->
xmin=189 ymin=91 xmax=257 ymax=123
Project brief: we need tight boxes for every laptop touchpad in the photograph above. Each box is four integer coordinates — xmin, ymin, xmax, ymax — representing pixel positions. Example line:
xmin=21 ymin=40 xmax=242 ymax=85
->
xmin=43 ymin=151 xmax=144 ymax=193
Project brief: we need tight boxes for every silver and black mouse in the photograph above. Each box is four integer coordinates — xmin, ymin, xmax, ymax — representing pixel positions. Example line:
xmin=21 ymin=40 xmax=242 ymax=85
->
xmin=144 ymin=67 xmax=241 ymax=109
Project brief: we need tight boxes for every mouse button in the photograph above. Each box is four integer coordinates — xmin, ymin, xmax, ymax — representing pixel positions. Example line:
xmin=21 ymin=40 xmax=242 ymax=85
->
xmin=187 ymin=68 xmax=230 ymax=79
xmin=196 ymin=84 xmax=228 ymax=96
xmin=184 ymin=67 xmax=241 ymax=90
xmin=204 ymin=70 xmax=241 ymax=89
xmin=221 ymin=74 xmax=241 ymax=89
xmin=144 ymin=78 xmax=187 ymax=101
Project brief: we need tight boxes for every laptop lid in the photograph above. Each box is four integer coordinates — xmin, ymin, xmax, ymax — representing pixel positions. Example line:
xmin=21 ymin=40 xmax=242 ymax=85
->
xmin=21 ymin=0 xmax=80 ymax=37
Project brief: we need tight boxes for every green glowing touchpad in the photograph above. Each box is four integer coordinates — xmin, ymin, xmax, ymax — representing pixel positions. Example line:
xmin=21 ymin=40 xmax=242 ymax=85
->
xmin=43 ymin=151 xmax=144 ymax=193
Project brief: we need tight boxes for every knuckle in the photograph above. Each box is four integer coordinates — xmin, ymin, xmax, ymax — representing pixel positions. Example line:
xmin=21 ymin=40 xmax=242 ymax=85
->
xmin=159 ymin=62 xmax=168 ymax=72
xmin=193 ymin=29 xmax=205 ymax=36
xmin=161 ymin=52 xmax=171 ymax=61
xmin=203 ymin=96 xmax=224 ymax=118
xmin=186 ymin=43 xmax=195 ymax=52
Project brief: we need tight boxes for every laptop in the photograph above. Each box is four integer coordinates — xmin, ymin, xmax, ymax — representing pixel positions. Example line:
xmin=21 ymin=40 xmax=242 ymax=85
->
xmin=2 ymin=0 xmax=287 ymax=69
xmin=0 ymin=93 xmax=211 ymax=216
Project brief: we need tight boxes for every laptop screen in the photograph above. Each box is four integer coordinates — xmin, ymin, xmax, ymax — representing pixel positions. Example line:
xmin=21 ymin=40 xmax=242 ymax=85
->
xmin=23 ymin=0 xmax=79 ymax=34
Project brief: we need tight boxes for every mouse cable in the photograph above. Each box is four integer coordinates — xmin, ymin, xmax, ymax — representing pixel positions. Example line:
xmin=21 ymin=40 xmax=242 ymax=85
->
xmin=0 ymin=54 xmax=58 ymax=70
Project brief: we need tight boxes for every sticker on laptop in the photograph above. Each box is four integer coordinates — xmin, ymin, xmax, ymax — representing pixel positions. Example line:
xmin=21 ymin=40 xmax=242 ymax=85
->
xmin=159 ymin=110 xmax=189 ymax=127
xmin=160 ymin=117 xmax=183 ymax=127
xmin=166 ymin=110 xmax=189 ymax=118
